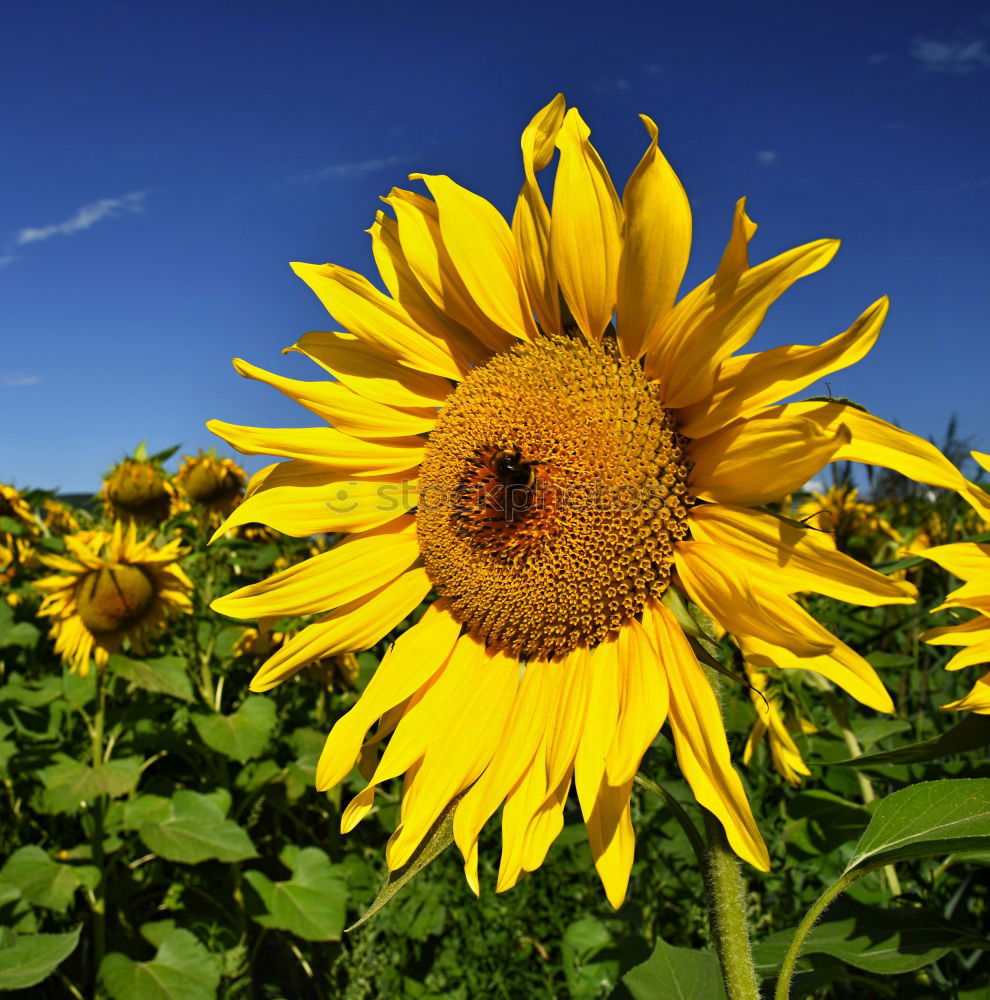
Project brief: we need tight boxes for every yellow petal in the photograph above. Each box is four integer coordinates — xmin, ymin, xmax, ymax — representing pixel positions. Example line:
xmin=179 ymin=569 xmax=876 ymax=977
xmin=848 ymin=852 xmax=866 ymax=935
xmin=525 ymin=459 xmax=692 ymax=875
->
xmin=550 ymin=108 xmax=623 ymax=341
xmin=942 ymin=671 xmax=990 ymax=714
xmin=921 ymin=542 xmax=990 ymax=581
xmin=741 ymin=633 xmax=894 ymax=713
xmin=688 ymin=503 xmax=915 ymax=606
xmin=212 ymin=466 xmax=417 ymax=539
xmin=648 ymin=232 xmax=838 ymax=408
xmin=765 ymin=401 xmax=969 ymax=491
xmin=688 ymin=416 xmax=849 ymax=506
xmin=288 ymin=328 xmax=454 ymax=409
xmin=496 ymin=739 xmax=551 ymax=892
xmin=291 ymin=260 xmax=467 ymax=380
xmin=206 ymin=421 xmax=423 ymax=477
xmin=512 ymin=94 xmax=566 ymax=335
xmin=231 ymin=358 xmax=436 ymax=439
xmin=414 ymin=173 xmax=538 ymax=342
xmin=453 ymin=660 xmax=552 ymax=892
xmin=384 ymin=188 xmax=514 ymax=353
xmin=921 ymin=616 xmax=990 ymax=646
xmin=315 ymin=602 xmax=462 ymax=790
xmin=644 ymin=601 xmax=770 ymax=870
xmin=675 ymin=541 xmax=834 ymax=658
xmin=386 ymin=644 xmax=519 ymax=870
xmin=250 ymin=567 xmax=430 ymax=692
xmin=543 ymin=646 xmax=593 ymax=799
xmin=678 ymin=297 xmax=889 ymax=439
xmin=605 ymin=618 xmax=669 ymax=786
xmin=574 ymin=636 xmax=621 ymax=820
xmin=943 ymin=642 xmax=990 ymax=673
xmin=211 ymin=516 xmax=420 ymax=619
xmin=616 ymin=115 xmax=691 ymax=359
xmin=368 ymin=212 xmax=492 ymax=366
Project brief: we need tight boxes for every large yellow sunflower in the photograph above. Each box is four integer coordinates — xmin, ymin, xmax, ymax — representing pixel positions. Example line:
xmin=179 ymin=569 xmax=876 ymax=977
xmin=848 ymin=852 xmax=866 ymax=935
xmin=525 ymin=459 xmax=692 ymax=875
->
xmin=209 ymin=95 xmax=980 ymax=906
xmin=921 ymin=451 xmax=990 ymax=714
xmin=35 ymin=522 xmax=192 ymax=676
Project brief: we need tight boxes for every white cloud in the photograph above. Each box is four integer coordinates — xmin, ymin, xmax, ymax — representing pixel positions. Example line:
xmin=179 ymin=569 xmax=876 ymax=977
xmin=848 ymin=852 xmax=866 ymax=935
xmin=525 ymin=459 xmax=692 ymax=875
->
xmin=297 ymin=155 xmax=411 ymax=183
xmin=910 ymin=37 xmax=990 ymax=74
xmin=593 ymin=77 xmax=633 ymax=93
xmin=2 ymin=371 xmax=41 ymax=387
xmin=756 ymin=149 xmax=778 ymax=165
xmin=0 ymin=254 xmax=18 ymax=269
xmin=14 ymin=191 xmax=147 ymax=247
xmin=867 ymin=53 xmax=889 ymax=66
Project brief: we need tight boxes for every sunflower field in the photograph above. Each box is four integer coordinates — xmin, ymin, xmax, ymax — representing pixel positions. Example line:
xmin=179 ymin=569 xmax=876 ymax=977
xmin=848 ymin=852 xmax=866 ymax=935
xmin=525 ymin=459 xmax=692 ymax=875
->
xmin=3 ymin=95 xmax=990 ymax=1000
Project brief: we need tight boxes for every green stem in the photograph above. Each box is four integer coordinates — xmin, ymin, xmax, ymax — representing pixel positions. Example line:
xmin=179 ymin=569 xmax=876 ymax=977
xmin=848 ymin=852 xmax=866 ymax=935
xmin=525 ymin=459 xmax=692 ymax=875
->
xmin=634 ymin=774 xmax=707 ymax=872
xmin=703 ymin=811 xmax=761 ymax=1000
xmin=773 ymin=870 xmax=861 ymax=1000
xmin=89 ymin=666 xmax=108 ymax=985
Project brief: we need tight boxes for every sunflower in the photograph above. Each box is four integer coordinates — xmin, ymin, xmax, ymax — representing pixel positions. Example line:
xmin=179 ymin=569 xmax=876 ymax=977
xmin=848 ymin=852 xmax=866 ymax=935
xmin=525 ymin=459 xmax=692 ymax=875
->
xmin=35 ymin=522 xmax=192 ymax=676
xmin=176 ymin=450 xmax=246 ymax=516
xmin=102 ymin=452 xmax=182 ymax=524
xmin=0 ymin=483 xmax=40 ymax=539
xmin=742 ymin=666 xmax=816 ymax=788
xmin=794 ymin=484 xmax=899 ymax=562
xmin=208 ymin=95 xmax=980 ymax=906
xmin=921 ymin=452 xmax=990 ymax=714
xmin=41 ymin=498 xmax=81 ymax=536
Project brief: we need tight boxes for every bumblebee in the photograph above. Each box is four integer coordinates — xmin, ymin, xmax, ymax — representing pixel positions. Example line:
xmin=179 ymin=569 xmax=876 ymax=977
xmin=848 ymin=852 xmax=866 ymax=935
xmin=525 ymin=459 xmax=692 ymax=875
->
xmin=492 ymin=447 xmax=537 ymax=490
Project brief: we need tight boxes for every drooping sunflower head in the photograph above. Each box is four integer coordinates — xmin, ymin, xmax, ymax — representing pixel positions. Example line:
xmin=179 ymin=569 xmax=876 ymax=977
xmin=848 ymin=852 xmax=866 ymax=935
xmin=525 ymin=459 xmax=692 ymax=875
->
xmin=102 ymin=445 xmax=182 ymax=525
xmin=176 ymin=450 xmax=246 ymax=514
xmin=0 ymin=483 xmax=40 ymax=540
xmin=34 ymin=522 xmax=192 ymax=675
xmin=208 ymin=94 xmax=980 ymax=905
xmin=41 ymin=498 xmax=81 ymax=536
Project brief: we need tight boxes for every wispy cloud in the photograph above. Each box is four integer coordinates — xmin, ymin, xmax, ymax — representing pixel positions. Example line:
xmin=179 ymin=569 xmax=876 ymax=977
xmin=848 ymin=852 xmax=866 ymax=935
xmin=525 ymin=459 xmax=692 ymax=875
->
xmin=867 ymin=53 xmax=889 ymax=66
xmin=593 ymin=77 xmax=633 ymax=94
xmin=294 ymin=155 xmax=413 ymax=184
xmin=910 ymin=37 xmax=990 ymax=74
xmin=2 ymin=371 xmax=41 ymax=388
xmin=14 ymin=191 xmax=147 ymax=247
xmin=756 ymin=149 xmax=778 ymax=165
xmin=0 ymin=254 xmax=18 ymax=269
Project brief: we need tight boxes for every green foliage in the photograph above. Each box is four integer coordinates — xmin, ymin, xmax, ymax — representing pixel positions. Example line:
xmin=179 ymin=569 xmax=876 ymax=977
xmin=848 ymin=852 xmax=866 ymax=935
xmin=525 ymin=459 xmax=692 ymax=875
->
xmin=133 ymin=790 xmax=257 ymax=864
xmin=101 ymin=923 xmax=220 ymax=1000
xmin=0 ymin=926 xmax=81 ymax=990
xmin=622 ymin=937 xmax=726 ymax=999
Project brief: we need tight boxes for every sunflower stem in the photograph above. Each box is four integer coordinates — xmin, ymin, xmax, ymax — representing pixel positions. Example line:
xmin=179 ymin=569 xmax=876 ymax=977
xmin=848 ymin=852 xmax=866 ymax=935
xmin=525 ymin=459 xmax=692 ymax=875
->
xmin=89 ymin=664 xmax=108 ymax=988
xmin=634 ymin=773 xmax=707 ymax=871
xmin=703 ymin=810 xmax=761 ymax=1000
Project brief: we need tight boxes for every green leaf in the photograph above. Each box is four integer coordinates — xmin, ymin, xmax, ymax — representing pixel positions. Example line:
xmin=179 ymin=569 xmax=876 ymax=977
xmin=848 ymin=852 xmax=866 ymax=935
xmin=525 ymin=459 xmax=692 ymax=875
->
xmin=845 ymin=778 xmax=990 ymax=874
xmin=110 ymin=654 xmax=194 ymax=703
xmin=243 ymin=846 xmax=347 ymax=941
xmin=864 ymin=651 xmax=914 ymax=670
xmin=755 ymin=899 xmax=988 ymax=975
xmin=838 ymin=714 xmax=990 ymax=767
xmin=192 ymin=697 xmax=276 ymax=763
xmin=137 ymin=790 xmax=257 ymax=864
xmin=622 ymin=938 xmax=726 ymax=1000
xmin=101 ymin=926 xmax=220 ymax=1000
xmin=38 ymin=755 xmax=142 ymax=814
xmin=0 ymin=925 xmax=82 ymax=990
xmin=348 ymin=793 xmax=461 ymax=931
xmin=849 ymin=717 xmax=912 ymax=749
xmin=0 ymin=620 xmax=41 ymax=650
xmin=561 ymin=917 xmax=620 ymax=999
xmin=0 ymin=846 xmax=95 ymax=911
xmin=786 ymin=790 xmax=872 ymax=857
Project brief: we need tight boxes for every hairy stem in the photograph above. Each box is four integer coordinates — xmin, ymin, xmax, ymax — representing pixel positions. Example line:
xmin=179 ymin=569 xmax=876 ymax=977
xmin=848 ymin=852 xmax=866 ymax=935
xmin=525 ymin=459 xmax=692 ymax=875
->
xmin=703 ymin=811 xmax=761 ymax=1000
xmin=89 ymin=666 xmax=108 ymax=986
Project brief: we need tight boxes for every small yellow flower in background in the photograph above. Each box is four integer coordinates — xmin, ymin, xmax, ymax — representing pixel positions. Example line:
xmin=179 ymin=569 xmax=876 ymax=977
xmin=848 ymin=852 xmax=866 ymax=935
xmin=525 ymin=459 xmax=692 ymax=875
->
xmin=41 ymin=498 xmax=81 ymax=535
xmin=175 ymin=450 xmax=246 ymax=516
xmin=208 ymin=94 xmax=979 ymax=906
xmin=921 ymin=452 xmax=990 ymax=714
xmin=0 ymin=483 xmax=41 ymax=539
xmin=34 ymin=522 xmax=192 ymax=676
xmin=742 ymin=666 xmax=817 ymax=788
xmin=794 ymin=484 xmax=899 ymax=560
xmin=102 ymin=444 xmax=183 ymax=525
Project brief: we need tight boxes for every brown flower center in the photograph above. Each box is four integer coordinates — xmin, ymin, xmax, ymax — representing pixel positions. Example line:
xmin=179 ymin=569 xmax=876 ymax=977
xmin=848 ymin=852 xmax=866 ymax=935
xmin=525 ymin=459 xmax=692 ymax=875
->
xmin=417 ymin=335 xmax=692 ymax=660
xmin=76 ymin=565 xmax=156 ymax=634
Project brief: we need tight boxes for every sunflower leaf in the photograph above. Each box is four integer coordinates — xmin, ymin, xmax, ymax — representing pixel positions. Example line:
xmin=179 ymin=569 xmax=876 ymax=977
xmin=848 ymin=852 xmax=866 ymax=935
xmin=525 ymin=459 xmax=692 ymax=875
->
xmin=0 ymin=926 xmax=82 ymax=991
xmin=100 ymin=926 xmax=220 ymax=1000
xmin=346 ymin=793 xmax=462 ymax=932
xmin=622 ymin=937 xmax=725 ymax=1000
xmin=834 ymin=715 xmax=990 ymax=767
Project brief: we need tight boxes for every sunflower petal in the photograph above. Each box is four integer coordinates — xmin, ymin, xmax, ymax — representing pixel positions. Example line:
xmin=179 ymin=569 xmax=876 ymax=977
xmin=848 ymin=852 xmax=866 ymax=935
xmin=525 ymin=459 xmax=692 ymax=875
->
xmin=315 ymin=602 xmax=462 ymax=790
xmin=249 ymin=568 xmax=430 ymax=692
xmin=688 ymin=504 xmax=915 ymax=606
xmin=291 ymin=261 xmax=467 ymax=380
xmin=644 ymin=601 xmax=770 ymax=870
xmin=584 ymin=778 xmax=635 ymax=909
xmin=231 ymin=358 xmax=436 ymax=438
xmin=688 ymin=416 xmax=849 ymax=506
xmin=414 ymin=173 xmax=538 ymax=342
xmin=678 ymin=297 xmax=889 ymax=439
xmin=550 ymin=108 xmax=623 ymax=341
xmin=616 ymin=115 xmax=691 ymax=359
xmin=513 ymin=94 xmax=566 ymax=335
xmin=211 ymin=516 xmax=420 ymax=619
xmin=921 ymin=542 xmax=990 ymax=581
xmin=942 ymin=672 xmax=990 ymax=713
xmin=574 ymin=637 xmax=621 ymax=820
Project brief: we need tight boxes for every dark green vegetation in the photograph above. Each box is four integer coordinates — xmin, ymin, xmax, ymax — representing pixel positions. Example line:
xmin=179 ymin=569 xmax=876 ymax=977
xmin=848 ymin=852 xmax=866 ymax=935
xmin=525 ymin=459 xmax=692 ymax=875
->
xmin=0 ymin=467 xmax=989 ymax=999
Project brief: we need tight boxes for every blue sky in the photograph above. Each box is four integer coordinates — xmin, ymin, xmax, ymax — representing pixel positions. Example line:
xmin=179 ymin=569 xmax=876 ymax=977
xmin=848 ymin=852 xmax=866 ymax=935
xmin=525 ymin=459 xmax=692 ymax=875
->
xmin=2 ymin=0 xmax=988 ymax=493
